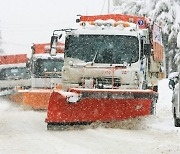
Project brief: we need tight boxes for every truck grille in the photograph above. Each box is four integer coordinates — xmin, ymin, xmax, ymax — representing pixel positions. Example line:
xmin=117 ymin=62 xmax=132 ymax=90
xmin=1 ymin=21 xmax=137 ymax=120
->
xmin=94 ymin=77 xmax=121 ymax=89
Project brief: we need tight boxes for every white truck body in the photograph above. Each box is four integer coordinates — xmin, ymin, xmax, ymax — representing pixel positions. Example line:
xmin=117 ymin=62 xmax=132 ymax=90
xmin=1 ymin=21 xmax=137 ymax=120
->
xmin=0 ymin=63 xmax=31 ymax=92
xmin=30 ymin=53 xmax=64 ymax=88
xmin=61 ymin=18 xmax=165 ymax=91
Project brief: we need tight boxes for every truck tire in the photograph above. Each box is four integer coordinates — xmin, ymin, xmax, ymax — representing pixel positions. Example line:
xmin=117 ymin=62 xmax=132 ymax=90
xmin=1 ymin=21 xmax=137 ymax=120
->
xmin=174 ymin=110 xmax=180 ymax=127
xmin=152 ymin=86 xmax=158 ymax=92
xmin=150 ymin=100 xmax=156 ymax=115
xmin=147 ymin=86 xmax=158 ymax=92
xmin=174 ymin=117 xmax=180 ymax=127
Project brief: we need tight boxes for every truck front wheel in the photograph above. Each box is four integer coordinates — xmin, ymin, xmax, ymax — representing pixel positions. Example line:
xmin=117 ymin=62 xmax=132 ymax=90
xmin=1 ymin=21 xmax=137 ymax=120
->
xmin=174 ymin=110 xmax=180 ymax=127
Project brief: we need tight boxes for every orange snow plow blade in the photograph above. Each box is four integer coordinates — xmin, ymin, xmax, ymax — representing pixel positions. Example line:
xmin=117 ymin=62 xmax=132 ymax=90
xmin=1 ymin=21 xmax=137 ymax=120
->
xmin=46 ymin=88 xmax=158 ymax=127
xmin=8 ymin=89 xmax=53 ymax=110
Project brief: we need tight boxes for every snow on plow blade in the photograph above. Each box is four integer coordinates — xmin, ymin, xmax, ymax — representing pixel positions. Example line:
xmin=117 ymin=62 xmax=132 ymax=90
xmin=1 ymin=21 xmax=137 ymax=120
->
xmin=46 ymin=88 xmax=158 ymax=127
xmin=8 ymin=89 xmax=52 ymax=110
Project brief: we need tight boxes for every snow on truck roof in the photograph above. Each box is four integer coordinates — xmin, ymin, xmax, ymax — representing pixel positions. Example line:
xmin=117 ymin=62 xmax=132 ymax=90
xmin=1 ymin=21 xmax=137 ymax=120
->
xmin=69 ymin=23 xmax=139 ymax=37
xmin=32 ymin=53 xmax=64 ymax=60
xmin=69 ymin=14 xmax=152 ymax=37
xmin=78 ymin=14 xmax=150 ymax=29
xmin=69 ymin=17 xmax=148 ymax=37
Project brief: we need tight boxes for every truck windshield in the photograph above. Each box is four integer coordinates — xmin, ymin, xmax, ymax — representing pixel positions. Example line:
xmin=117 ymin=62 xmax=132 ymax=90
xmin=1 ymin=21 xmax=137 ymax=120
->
xmin=0 ymin=67 xmax=30 ymax=80
xmin=34 ymin=59 xmax=64 ymax=78
xmin=65 ymin=35 xmax=139 ymax=64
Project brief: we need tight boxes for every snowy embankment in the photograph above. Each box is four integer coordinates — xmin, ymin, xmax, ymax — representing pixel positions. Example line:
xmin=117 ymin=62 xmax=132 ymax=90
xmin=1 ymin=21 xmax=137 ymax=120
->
xmin=0 ymin=79 xmax=180 ymax=154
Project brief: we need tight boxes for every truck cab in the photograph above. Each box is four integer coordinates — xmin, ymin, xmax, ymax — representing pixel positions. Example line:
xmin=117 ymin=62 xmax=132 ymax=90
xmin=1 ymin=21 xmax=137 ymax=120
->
xmin=0 ymin=65 xmax=31 ymax=91
xmin=55 ymin=14 xmax=165 ymax=91
xmin=31 ymin=53 xmax=64 ymax=88
xmin=29 ymin=43 xmax=64 ymax=89
xmin=0 ymin=54 xmax=31 ymax=95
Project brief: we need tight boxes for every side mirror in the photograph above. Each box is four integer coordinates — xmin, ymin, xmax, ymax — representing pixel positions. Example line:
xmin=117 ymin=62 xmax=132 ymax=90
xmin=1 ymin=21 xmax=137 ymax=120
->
xmin=144 ymin=44 xmax=151 ymax=56
xmin=168 ymin=72 xmax=179 ymax=90
xmin=169 ymin=79 xmax=175 ymax=90
xmin=50 ymin=35 xmax=58 ymax=56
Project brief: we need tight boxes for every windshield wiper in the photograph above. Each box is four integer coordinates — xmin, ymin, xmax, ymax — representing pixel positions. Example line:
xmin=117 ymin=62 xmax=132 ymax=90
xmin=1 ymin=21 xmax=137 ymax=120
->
xmin=92 ymin=50 xmax=99 ymax=64
xmin=85 ymin=50 xmax=99 ymax=66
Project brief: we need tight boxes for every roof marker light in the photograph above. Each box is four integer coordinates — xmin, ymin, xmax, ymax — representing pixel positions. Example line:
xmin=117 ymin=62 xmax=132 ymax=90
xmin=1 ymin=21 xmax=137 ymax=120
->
xmin=123 ymin=22 xmax=130 ymax=27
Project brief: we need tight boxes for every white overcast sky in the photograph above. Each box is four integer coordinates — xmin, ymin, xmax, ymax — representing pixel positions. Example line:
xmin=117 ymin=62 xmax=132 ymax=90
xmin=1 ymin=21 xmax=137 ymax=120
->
xmin=0 ymin=0 xmax=110 ymax=55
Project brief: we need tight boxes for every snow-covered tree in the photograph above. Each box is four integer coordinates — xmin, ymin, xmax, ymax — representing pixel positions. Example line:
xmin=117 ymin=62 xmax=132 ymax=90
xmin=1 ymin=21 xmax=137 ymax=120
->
xmin=112 ymin=0 xmax=180 ymax=75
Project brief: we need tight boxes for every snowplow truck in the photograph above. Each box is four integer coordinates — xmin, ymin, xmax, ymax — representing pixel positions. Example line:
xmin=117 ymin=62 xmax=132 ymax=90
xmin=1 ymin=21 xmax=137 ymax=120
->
xmin=46 ymin=14 xmax=165 ymax=129
xmin=8 ymin=43 xmax=64 ymax=109
xmin=0 ymin=54 xmax=31 ymax=96
xmin=29 ymin=43 xmax=64 ymax=89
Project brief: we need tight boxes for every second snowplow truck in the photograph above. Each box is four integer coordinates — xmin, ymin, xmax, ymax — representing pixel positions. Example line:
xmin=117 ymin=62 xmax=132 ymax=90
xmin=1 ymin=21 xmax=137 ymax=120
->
xmin=46 ymin=14 xmax=165 ymax=129
xmin=8 ymin=43 xmax=64 ymax=109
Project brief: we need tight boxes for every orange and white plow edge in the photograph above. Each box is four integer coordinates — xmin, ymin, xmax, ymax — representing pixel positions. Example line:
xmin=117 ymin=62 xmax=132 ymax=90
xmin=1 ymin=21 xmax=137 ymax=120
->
xmin=8 ymin=84 xmax=62 ymax=110
xmin=45 ymin=88 xmax=158 ymax=126
xmin=8 ymin=89 xmax=52 ymax=110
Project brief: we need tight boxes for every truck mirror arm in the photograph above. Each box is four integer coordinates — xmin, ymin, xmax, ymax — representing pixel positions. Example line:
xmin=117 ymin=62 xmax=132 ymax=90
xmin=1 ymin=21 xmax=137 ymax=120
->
xmin=26 ymin=60 xmax=31 ymax=69
xmin=50 ymin=35 xmax=58 ymax=56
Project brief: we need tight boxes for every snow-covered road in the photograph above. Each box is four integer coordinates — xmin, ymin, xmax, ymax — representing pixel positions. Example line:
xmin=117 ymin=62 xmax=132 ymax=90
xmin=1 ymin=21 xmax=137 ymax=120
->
xmin=0 ymin=79 xmax=180 ymax=154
